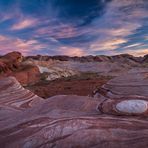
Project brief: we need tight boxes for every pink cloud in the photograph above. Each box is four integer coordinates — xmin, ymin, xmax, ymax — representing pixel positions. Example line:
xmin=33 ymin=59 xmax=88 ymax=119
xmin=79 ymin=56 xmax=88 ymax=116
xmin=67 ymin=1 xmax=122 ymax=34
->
xmin=90 ymin=38 xmax=127 ymax=51
xmin=58 ymin=46 xmax=86 ymax=56
xmin=121 ymin=48 xmax=148 ymax=57
xmin=36 ymin=23 xmax=90 ymax=39
xmin=0 ymin=35 xmax=47 ymax=55
xmin=11 ymin=18 xmax=38 ymax=30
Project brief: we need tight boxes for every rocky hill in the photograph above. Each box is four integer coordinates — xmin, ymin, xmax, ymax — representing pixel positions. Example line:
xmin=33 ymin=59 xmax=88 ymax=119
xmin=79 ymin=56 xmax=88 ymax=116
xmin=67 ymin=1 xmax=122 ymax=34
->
xmin=0 ymin=52 xmax=147 ymax=95
xmin=24 ymin=53 xmax=148 ymax=80
xmin=25 ymin=53 xmax=146 ymax=64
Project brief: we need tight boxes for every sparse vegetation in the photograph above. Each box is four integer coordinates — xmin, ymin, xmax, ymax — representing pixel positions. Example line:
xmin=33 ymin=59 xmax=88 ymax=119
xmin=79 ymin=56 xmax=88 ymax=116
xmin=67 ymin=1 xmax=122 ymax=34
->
xmin=26 ymin=72 xmax=112 ymax=98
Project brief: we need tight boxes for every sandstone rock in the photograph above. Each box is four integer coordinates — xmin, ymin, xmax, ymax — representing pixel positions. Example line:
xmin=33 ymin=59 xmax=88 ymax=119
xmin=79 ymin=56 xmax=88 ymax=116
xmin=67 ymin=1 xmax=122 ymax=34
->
xmin=25 ymin=53 xmax=144 ymax=64
xmin=96 ymin=68 xmax=148 ymax=116
xmin=0 ymin=53 xmax=148 ymax=147
xmin=31 ymin=63 xmax=78 ymax=81
xmin=116 ymin=100 xmax=148 ymax=114
xmin=0 ymin=51 xmax=22 ymax=73
xmin=24 ymin=53 xmax=148 ymax=79
xmin=101 ymin=68 xmax=148 ymax=97
xmin=98 ymin=97 xmax=148 ymax=116
xmin=0 ymin=52 xmax=41 ymax=86
xmin=1 ymin=71 xmax=148 ymax=147
xmin=11 ymin=65 xmax=41 ymax=86
xmin=0 ymin=77 xmax=43 ymax=115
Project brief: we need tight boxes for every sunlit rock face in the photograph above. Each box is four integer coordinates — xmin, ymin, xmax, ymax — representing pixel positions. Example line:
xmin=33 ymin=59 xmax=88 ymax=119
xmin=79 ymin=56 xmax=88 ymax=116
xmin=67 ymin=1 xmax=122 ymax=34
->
xmin=0 ymin=52 xmax=41 ymax=86
xmin=116 ymin=100 xmax=148 ymax=114
xmin=24 ymin=54 xmax=146 ymax=78
xmin=0 ymin=51 xmax=22 ymax=73
xmin=37 ymin=65 xmax=78 ymax=81
xmin=0 ymin=68 xmax=148 ymax=148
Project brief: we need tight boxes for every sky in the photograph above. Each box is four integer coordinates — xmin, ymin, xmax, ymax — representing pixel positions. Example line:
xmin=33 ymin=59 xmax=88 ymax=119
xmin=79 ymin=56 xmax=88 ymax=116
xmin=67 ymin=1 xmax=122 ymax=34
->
xmin=0 ymin=0 xmax=147 ymax=56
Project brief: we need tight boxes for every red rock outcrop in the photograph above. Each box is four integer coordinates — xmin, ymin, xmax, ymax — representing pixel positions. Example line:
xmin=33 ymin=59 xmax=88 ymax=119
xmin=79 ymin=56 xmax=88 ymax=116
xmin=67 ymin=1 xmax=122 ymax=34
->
xmin=0 ymin=52 xmax=41 ymax=86
xmin=11 ymin=64 xmax=41 ymax=86
xmin=0 ymin=68 xmax=148 ymax=147
xmin=0 ymin=51 xmax=22 ymax=73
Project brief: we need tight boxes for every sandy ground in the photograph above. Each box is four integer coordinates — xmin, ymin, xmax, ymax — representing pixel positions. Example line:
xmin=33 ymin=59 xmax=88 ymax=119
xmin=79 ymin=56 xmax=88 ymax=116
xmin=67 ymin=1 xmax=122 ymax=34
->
xmin=26 ymin=73 xmax=112 ymax=98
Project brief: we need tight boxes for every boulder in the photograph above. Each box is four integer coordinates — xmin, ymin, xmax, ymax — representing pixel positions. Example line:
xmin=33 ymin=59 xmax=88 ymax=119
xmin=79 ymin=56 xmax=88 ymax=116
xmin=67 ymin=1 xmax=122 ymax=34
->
xmin=0 ymin=52 xmax=41 ymax=86
xmin=0 ymin=51 xmax=22 ymax=73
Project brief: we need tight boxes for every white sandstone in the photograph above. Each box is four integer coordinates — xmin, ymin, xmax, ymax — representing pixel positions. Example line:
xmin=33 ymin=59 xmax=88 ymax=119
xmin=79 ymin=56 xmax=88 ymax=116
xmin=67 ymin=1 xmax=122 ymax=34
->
xmin=116 ymin=100 xmax=148 ymax=114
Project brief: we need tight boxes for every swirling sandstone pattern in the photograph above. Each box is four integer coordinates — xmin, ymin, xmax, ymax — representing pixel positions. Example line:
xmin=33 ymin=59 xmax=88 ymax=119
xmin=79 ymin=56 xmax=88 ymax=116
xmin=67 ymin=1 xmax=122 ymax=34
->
xmin=0 ymin=68 xmax=148 ymax=148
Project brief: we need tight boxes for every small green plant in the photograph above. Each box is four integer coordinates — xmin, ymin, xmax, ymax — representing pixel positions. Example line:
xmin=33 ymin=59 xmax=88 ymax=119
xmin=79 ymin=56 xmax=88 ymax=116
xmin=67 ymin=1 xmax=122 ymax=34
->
xmin=40 ymin=73 xmax=48 ymax=81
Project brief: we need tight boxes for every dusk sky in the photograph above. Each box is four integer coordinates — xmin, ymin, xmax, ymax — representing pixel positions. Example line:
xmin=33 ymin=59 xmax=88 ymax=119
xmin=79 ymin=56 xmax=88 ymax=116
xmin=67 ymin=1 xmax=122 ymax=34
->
xmin=0 ymin=0 xmax=147 ymax=56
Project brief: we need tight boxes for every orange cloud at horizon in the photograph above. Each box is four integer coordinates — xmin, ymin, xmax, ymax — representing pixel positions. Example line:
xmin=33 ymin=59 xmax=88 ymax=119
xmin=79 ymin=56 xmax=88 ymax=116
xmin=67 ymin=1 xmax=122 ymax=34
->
xmin=123 ymin=49 xmax=148 ymax=57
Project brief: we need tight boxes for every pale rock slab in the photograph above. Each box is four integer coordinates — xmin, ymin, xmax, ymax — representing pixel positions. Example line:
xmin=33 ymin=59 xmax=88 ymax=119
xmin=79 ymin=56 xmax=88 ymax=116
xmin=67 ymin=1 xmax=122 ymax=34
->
xmin=116 ymin=100 xmax=148 ymax=114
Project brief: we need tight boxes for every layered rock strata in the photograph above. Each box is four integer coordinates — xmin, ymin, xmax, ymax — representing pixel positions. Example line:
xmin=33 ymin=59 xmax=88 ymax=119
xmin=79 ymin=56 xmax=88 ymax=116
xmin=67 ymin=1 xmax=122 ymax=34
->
xmin=0 ymin=69 xmax=148 ymax=148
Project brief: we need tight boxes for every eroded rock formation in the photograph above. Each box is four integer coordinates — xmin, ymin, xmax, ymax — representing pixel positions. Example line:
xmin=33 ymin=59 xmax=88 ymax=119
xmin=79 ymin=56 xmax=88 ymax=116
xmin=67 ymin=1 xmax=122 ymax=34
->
xmin=25 ymin=53 xmax=146 ymax=64
xmin=0 ymin=68 xmax=148 ymax=148
xmin=0 ymin=52 xmax=41 ymax=86
xmin=24 ymin=53 xmax=148 ymax=78
xmin=0 ymin=51 xmax=22 ymax=73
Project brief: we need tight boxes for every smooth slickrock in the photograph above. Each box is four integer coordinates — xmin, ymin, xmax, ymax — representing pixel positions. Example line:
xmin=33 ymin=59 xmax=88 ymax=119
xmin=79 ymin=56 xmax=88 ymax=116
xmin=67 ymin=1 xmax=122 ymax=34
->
xmin=102 ymin=68 xmax=148 ymax=97
xmin=0 ymin=68 xmax=148 ymax=148
xmin=0 ymin=77 xmax=44 ymax=110
xmin=96 ymin=68 xmax=148 ymax=116
xmin=116 ymin=100 xmax=148 ymax=114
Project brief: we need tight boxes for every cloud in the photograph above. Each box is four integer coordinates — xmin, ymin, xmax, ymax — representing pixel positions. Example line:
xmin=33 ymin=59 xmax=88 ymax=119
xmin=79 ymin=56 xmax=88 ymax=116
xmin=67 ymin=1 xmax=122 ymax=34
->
xmin=90 ymin=38 xmax=127 ymax=51
xmin=0 ymin=35 xmax=47 ymax=55
xmin=123 ymin=48 xmax=148 ymax=57
xmin=0 ymin=35 xmax=7 ymax=41
xmin=0 ymin=0 xmax=147 ymax=56
xmin=58 ymin=46 xmax=86 ymax=56
xmin=0 ymin=14 xmax=12 ymax=23
xmin=85 ymin=0 xmax=148 ymax=54
xmin=123 ymin=43 xmax=142 ymax=49
xmin=11 ymin=18 xmax=37 ymax=30
xmin=36 ymin=23 xmax=89 ymax=39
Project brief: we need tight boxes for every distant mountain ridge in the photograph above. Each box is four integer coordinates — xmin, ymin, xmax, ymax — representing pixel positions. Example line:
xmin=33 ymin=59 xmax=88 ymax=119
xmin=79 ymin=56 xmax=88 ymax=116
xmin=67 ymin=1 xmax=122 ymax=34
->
xmin=0 ymin=52 xmax=148 ymax=86
xmin=25 ymin=53 xmax=148 ymax=63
